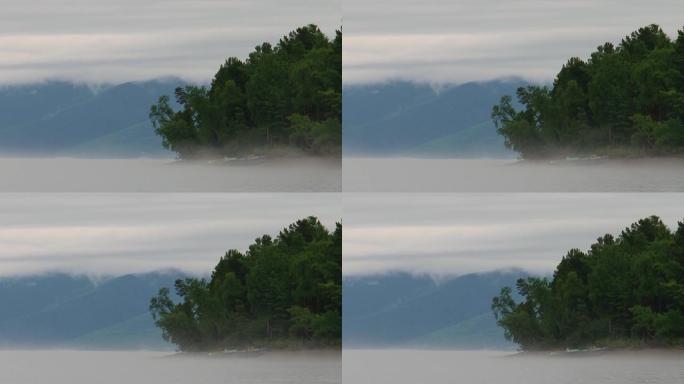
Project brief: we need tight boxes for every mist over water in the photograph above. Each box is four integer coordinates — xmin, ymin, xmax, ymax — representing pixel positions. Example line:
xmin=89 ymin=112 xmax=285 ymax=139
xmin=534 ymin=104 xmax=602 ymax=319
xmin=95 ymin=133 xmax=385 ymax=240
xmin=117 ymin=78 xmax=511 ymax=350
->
xmin=0 ymin=350 xmax=341 ymax=384
xmin=0 ymin=157 xmax=341 ymax=192
xmin=344 ymin=350 xmax=684 ymax=384
xmin=343 ymin=158 xmax=684 ymax=192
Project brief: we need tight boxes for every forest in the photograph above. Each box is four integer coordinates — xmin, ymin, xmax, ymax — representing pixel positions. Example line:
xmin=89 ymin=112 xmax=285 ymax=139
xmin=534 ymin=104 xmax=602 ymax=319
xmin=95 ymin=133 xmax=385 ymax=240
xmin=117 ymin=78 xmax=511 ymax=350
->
xmin=149 ymin=25 xmax=341 ymax=159
xmin=492 ymin=24 xmax=684 ymax=159
xmin=149 ymin=217 xmax=341 ymax=351
xmin=492 ymin=216 xmax=684 ymax=350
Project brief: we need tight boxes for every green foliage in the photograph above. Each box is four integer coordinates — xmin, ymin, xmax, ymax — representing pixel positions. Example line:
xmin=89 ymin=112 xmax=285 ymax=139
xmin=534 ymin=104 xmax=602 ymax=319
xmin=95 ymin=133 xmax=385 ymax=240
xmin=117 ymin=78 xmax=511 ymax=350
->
xmin=149 ymin=217 xmax=341 ymax=351
xmin=493 ymin=24 xmax=684 ymax=158
xmin=287 ymin=114 xmax=341 ymax=154
xmin=150 ymin=25 xmax=341 ymax=159
xmin=492 ymin=216 xmax=684 ymax=350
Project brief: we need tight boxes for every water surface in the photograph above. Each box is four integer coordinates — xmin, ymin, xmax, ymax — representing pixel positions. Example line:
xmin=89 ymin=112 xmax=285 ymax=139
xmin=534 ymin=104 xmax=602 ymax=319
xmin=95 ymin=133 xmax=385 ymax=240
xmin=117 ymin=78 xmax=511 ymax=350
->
xmin=0 ymin=157 xmax=340 ymax=192
xmin=0 ymin=350 xmax=340 ymax=384
xmin=343 ymin=157 xmax=684 ymax=192
xmin=344 ymin=349 xmax=684 ymax=384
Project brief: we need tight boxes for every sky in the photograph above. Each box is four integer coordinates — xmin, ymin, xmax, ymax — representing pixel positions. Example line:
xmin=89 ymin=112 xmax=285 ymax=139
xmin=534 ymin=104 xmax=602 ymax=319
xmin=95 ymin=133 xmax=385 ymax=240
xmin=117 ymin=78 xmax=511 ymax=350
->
xmin=343 ymin=0 xmax=684 ymax=85
xmin=0 ymin=193 xmax=341 ymax=277
xmin=344 ymin=193 xmax=684 ymax=277
xmin=0 ymin=0 xmax=340 ymax=85
xmin=3 ymin=193 xmax=683 ymax=279
xmin=6 ymin=1 xmax=683 ymax=86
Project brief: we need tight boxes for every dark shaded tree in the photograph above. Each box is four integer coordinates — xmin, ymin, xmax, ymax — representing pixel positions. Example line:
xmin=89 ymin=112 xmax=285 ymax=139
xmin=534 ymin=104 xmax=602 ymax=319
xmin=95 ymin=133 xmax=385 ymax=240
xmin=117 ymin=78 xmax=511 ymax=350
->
xmin=493 ymin=24 xmax=684 ymax=158
xmin=150 ymin=25 xmax=341 ymax=159
xmin=493 ymin=216 xmax=684 ymax=350
xmin=150 ymin=217 xmax=341 ymax=351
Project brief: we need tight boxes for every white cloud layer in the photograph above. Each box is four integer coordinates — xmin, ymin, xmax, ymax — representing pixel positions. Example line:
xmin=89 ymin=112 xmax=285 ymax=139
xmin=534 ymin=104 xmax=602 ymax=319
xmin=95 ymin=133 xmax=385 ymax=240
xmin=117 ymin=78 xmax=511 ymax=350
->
xmin=0 ymin=0 xmax=340 ymax=85
xmin=343 ymin=0 xmax=684 ymax=84
xmin=0 ymin=193 xmax=341 ymax=277
xmin=344 ymin=193 xmax=684 ymax=276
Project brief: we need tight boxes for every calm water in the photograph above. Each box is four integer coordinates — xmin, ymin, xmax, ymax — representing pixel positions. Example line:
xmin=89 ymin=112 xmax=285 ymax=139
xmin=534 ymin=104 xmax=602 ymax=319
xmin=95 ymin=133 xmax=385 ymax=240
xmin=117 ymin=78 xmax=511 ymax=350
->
xmin=0 ymin=157 xmax=341 ymax=192
xmin=343 ymin=158 xmax=684 ymax=192
xmin=343 ymin=349 xmax=684 ymax=384
xmin=0 ymin=350 xmax=341 ymax=384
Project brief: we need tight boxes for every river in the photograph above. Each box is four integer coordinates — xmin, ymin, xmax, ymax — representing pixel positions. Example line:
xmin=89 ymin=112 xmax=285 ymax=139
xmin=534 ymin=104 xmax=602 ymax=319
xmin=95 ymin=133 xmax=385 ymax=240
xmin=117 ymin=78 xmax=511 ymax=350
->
xmin=343 ymin=349 xmax=684 ymax=384
xmin=0 ymin=157 xmax=341 ymax=192
xmin=0 ymin=350 xmax=341 ymax=384
xmin=343 ymin=157 xmax=684 ymax=192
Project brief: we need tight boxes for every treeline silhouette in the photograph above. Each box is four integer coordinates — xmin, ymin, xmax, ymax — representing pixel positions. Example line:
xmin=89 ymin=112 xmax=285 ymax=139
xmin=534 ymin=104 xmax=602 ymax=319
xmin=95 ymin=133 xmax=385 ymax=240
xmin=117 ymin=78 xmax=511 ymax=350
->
xmin=493 ymin=216 xmax=684 ymax=350
xmin=150 ymin=25 xmax=341 ymax=159
xmin=149 ymin=217 xmax=341 ymax=351
xmin=493 ymin=24 xmax=684 ymax=158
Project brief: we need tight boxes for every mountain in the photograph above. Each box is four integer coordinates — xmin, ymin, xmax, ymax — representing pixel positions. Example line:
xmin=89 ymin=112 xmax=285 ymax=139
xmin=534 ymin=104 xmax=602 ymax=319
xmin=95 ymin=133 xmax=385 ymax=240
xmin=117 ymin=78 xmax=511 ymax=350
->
xmin=342 ymin=79 xmax=528 ymax=157
xmin=343 ymin=270 xmax=527 ymax=349
xmin=0 ymin=271 xmax=186 ymax=349
xmin=0 ymin=79 xmax=184 ymax=157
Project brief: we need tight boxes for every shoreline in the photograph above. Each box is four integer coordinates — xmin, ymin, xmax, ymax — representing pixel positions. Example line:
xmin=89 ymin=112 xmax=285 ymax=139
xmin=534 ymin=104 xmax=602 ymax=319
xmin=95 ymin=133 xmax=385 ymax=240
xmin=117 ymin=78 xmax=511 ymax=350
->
xmin=172 ymin=154 xmax=341 ymax=167
xmin=511 ymin=155 xmax=684 ymax=166
xmin=344 ymin=155 xmax=684 ymax=162
xmin=508 ymin=347 xmax=684 ymax=358
xmin=164 ymin=348 xmax=341 ymax=359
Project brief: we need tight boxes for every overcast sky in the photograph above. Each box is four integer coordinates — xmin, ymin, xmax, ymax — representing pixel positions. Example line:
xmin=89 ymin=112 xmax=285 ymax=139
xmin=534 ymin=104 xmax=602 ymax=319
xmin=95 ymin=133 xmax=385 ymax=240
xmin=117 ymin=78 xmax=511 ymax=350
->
xmin=7 ymin=1 xmax=683 ymax=86
xmin=0 ymin=0 xmax=340 ymax=85
xmin=344 ymin=193 xmax=684 ymax=277
xmin=344 ymin=0 xmax=684 ymax=85
xmin=0 ymin=193 xmax=340 ymax=277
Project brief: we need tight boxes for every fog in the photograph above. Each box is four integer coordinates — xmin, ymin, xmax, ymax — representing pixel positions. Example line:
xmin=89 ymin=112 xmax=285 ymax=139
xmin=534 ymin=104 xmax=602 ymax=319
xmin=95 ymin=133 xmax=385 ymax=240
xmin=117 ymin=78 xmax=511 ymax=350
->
xmin=344 ymin=193 xmax=684 ymax=276
xmin=0 ymin=0 xmax=340 ymax=85
xmin=343 ymin=0 xmax=684 ymax=84
xmin=0 ymin=157 xmax=340 ymax=192
xmin=344 ymin=349 xmax=684 ymax=384
xmin=0 ymin=193 xmax=341 ymax=277
xmin=0 ymin=350 xmax=341 ymax=384
xmin=343 ymin=157 xmax=684 ymax=192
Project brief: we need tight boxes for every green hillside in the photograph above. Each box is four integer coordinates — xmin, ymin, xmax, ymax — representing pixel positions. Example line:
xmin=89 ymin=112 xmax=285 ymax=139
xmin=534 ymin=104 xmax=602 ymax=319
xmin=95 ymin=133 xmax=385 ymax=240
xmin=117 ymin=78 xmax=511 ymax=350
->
xmin=407 ymin=121 xmax=507 ymax=157
xmin=62 ymin=121 xmax=170 ymax=158
xmin=0 ymin=80 xmax=179 ymax=157
xmin=72 ymin=313 xmax=172 ymax=350
xmin=406 ymin=312 xmax=512 ymax=350
xmin=0 ymin=272 xmax=181 ymax=349
xmin=343 ymin=270 xmax=525 ymax=349
xmin=343 ymin=80 xmax=524 ymax=157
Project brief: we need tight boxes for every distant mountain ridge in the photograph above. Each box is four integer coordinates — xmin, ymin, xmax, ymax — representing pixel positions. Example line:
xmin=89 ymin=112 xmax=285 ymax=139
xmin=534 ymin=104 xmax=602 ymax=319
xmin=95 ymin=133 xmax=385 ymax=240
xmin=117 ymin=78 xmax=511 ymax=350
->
xmin=2 ymin=78 xmax=524 ymax=157
xmin=343 ymin=79 xmax=528 ymax=157
xmin=0 ymin=271 xmax=186 ymax=349
xmin=343 ymin=270 xmax=527 ymax=349
xmin=0 ymin=79 xmax=184 ymax=157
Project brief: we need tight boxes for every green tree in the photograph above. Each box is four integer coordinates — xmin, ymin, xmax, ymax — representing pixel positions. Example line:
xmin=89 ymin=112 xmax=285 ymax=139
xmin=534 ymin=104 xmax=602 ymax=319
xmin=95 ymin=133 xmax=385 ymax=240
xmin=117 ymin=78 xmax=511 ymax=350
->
xmin=493 ymin=216 xmax=684 ymax=350
xmin=151 ymin=25 xmax=341 ymax=159
xmin=493 ymin=24 xmax=684 ymax=158
xmin=150 ymin=217 xmax=341 ymax=351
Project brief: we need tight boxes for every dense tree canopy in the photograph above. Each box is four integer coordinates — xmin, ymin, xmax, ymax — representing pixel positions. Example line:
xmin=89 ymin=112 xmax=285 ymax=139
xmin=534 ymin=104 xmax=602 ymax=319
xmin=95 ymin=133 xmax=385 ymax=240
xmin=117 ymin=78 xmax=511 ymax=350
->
xmin=492 ymin=216 xmax=684 ymax=350
xmin=492 ymin=24 xmax=684 ymax=158
xmin=149 ymin=217 xmax=341 ymax=351
xmin=150 ymin=25 xmax=341 ymax=159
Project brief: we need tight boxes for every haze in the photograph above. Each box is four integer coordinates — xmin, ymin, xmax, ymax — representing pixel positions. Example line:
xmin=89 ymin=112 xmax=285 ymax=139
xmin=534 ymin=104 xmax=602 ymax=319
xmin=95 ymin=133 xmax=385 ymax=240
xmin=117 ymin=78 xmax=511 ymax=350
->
xmin=343 ymin=158 xmax=684 ymax=192
xmin=344 ymin=350 xmax=684 ymax=384
xmin=0 ymin=157 xmax=341 ymax=192
xmin=0 ymin=350 xmax=341 ymax=384
xmin=344 ymin=0 xmax=684 ymax=84
xmin=344 ymin=193 xmax=684 ymax=276
xmin=0 ymin=0 xmax=340 ymax=85
xmin=0 ymin=193 xmax=341 ymax=277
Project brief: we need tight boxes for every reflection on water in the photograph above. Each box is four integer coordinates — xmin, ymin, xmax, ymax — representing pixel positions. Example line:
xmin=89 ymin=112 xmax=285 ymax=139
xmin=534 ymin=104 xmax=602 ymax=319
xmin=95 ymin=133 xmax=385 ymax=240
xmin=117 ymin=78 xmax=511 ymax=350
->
xmin=343 ymin=158 xmax=684 ymax=192
xmin=0 ymin=157 xmax=341 ymax=192
xmin=343 ymin=349 xmax=684 ymax=384
xmin=0 ymin=350 xmax=340 ymax=384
